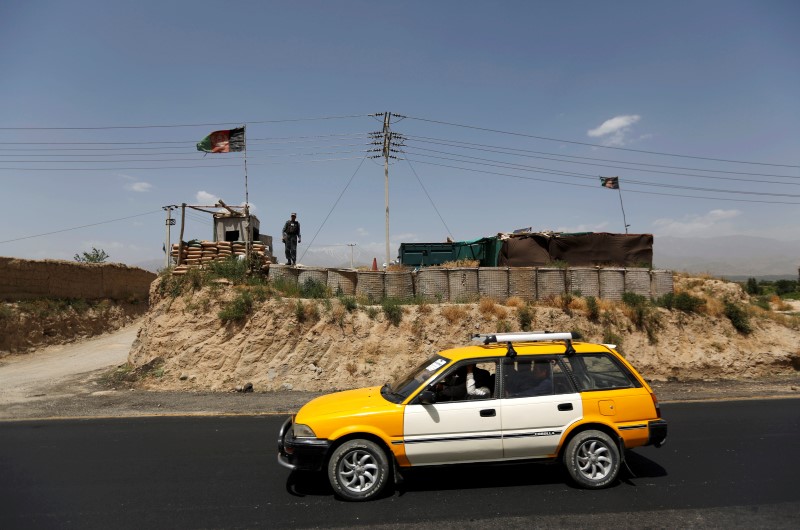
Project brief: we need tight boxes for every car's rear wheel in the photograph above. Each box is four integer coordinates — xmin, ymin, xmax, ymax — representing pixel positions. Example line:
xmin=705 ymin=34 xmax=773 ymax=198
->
xmin=564 ymin=430 xmax=620 ymax=488
xmin=327 ymin=439 xmax=390 ymax=501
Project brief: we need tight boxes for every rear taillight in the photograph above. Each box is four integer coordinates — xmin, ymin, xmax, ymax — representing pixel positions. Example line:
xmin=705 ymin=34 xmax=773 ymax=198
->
xmin=650 ymin=392 xmax=661 ymax=418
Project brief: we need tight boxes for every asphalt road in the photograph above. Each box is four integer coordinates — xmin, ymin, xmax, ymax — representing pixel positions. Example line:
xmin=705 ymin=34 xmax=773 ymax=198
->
xmin=1 ymin=400 xmax=799 ymax=529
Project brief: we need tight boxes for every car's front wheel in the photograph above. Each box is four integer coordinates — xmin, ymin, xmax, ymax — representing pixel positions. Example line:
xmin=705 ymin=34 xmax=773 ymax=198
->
xmin=327 ymin=439 xmax=390 ymax=501
xmin=564 ymin=430 xmax=620 ymax=488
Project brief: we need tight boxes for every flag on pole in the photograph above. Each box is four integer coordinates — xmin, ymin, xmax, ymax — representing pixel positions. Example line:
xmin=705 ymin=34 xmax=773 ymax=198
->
xmin=196 ymin=127 xmax=245 ymax=153
xmin=600 ymin=176 xmax=620 ymax=189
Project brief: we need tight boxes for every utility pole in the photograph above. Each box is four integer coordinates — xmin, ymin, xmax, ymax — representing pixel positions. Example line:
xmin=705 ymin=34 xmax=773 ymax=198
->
xmin=162 ymin=205 xmax=177 ymax=269
xmin=369 ymin=112 xmax=405 ymax=268
xmin=347 ymin=243 xmax=356 ymax=269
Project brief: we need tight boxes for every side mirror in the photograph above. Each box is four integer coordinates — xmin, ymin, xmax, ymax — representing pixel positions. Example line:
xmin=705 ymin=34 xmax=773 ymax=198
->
xmin=418 ymin=390 xmax=436 ymax=405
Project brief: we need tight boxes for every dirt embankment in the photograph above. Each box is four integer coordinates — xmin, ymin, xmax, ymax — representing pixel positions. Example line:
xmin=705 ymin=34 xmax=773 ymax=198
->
xmin=128 ymin=276 xmax=800 ymax=393
xmin=1 ymin=301 xmax=148 ymax=356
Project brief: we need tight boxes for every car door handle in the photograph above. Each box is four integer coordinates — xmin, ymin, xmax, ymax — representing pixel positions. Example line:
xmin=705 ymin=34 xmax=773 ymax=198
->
xmin=480 ymin=409 xmax=496 ymax=417
xmin=558 ymin=403 xmax=573 ymax=411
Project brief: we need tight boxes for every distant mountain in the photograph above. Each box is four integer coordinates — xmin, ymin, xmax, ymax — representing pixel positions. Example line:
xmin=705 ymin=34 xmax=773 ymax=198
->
xmin=654 ymin=236 xmax=800 ymax=278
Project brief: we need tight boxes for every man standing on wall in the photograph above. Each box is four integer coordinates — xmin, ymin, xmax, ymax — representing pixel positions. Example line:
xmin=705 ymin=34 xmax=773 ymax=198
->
xmin=282 ymin=212 xmax=301 ymax=266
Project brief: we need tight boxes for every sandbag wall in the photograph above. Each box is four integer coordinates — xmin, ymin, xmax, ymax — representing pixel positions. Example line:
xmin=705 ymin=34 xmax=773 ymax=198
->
xmin=265 ymin=266 xmax=673 ymax=302
xmin=171 ymin=240 xmax=270 ymax=275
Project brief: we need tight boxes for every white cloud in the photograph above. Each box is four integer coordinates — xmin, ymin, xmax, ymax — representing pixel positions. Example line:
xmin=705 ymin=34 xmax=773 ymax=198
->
xmin=124 ymin=181 xmax=152 ymax=192
xmin=196 ymin=190 xmax=219 ymax=204
xmin=356 ymin=227 xmax=369 ymax=237
xmin=555 ymin=222 xmax=611 ymax=233
xmin=588 ymin=115 xmax=641 ymax=146
xmin=652 ymin=209 xmax=741 ymax=237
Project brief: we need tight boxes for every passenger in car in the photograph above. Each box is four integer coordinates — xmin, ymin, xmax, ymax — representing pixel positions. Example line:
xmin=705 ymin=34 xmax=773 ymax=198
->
xmin=465 ymin=364 xmax=492 ymax=398
xmin=506 ymin=360 xmax=553 ymax=397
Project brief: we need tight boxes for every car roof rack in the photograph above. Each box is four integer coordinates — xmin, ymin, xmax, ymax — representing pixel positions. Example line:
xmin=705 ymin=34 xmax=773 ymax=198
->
xmin=471 ymin=331 xmax=575 ymax=357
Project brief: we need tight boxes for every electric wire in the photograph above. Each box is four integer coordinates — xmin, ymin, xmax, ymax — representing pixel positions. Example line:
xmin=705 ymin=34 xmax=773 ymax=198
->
xmin=403 ymin=135 xmax=800 ymax=182
xmin=0 ymin=114 xmax=372 ymax=130
xmin=402 ymin=148 xmax=800 ymax=198
xmin=0 ymin=210 xmax=163 ymax=244
xmin=298 ymin=154 xmax=370 ymax=264
xmin=404 ymin=157 xmax=455 ymax=240
xmin=408 ymin=158 xmax=800 ymax=205
xmin=403 ymin=115 xmax=800 ymax=168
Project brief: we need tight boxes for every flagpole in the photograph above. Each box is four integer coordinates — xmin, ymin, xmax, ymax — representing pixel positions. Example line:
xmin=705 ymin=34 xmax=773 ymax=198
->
xmin=617 ymin=186 xmax=629 ymax=234
xmin=243 ymin=124 xmax=252 ymax=258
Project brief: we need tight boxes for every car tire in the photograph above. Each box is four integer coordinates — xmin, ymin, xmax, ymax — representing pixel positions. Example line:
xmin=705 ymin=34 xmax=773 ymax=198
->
xmin=327 ymin=439 xmax=390 ymax=501
xmin=564 ymin=430 xmax=620 ymax=489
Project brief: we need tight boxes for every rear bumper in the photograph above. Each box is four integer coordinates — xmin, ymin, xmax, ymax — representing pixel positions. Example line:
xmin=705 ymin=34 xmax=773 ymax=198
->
xmin=646 ymin=419 xmax=668 ymax=448
xmin=277 ymin=416 xmax=331 ymax=471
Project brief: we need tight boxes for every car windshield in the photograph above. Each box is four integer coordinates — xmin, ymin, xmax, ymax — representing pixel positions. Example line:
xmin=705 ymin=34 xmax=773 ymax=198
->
xmin=383 ymin=355 xmax=449 ymax=402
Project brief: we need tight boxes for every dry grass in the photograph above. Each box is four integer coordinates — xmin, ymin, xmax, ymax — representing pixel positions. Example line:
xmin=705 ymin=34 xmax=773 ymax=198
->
xmin=440 ymin=259 xmax=480 ymax=269
xmin=504 ymin=296 xmax=527 ymax=308
xmin=771 ymin=295 xmax=793 ymax=312
xmin=478 ymin=297 xmax=509 ymax=319
xmin=417 ymin=301 xmax=432 ymax=315
xmin=440 ymin=305 xmax=468 ymax=324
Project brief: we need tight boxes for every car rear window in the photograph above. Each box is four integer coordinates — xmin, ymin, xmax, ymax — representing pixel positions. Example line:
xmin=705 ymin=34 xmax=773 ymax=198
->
xmin=561 ymin=353 xmax=640 ymax=391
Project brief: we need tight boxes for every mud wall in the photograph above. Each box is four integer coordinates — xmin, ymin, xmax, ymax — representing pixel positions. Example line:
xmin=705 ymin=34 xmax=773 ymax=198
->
xmin=0 ymin=257 xmax=156 ymax=301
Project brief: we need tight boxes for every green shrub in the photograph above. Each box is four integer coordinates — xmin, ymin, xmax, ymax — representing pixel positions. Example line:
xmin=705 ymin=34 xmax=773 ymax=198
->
xmin=366 ymin=306 xmax=379 ymax=320
xmin=218 ymin=290 xmax=254 ymax=323
xmin=207 ymin=257 xmax=248 ymax=284
xmin=751 ymin=296 xmax=770 ymax=311
xmin=585 ymin=296 xmax=600 ymax=323
xmin=517 ymin=305 xmax=534 ymax=331
xmin=299 ymin=278 xmax=329 ymax=299
xmin=382 ymin=298 xmax=403 ymax=326
xmin=622 ymin=292 xmax=648 ymax=309
xmin=602 ymin=329 xmax=623 ymax=348
xmin=745 ymin=277 xmax=761 ymax=295
xmin=656 ymin=292 xmax=705 ymax=313
xmin=724 ymin=301 xmax=752 ymax=334
xmin=339 ymin=295 xmax=358 ymax=312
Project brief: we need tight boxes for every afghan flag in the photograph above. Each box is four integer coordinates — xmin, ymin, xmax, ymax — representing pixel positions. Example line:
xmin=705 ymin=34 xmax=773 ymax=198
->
xmin=600 ymin=176 xmax=620 ymax=189
xmin=196 ymin=127 xmax=245 ymax=153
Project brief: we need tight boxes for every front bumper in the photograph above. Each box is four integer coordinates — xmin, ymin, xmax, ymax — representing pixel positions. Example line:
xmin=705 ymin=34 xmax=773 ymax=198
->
xmin=277 ymin=416 xmax=331 ymax=471
xmin=647 ymin=419 xmax=668 ymax=448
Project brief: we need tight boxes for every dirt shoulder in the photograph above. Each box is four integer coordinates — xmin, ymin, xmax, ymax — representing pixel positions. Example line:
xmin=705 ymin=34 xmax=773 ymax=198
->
xmin=1 ymin=367 xmax=798 ymax=421
xmin=1 ymin=322 xmax=798 ymax=421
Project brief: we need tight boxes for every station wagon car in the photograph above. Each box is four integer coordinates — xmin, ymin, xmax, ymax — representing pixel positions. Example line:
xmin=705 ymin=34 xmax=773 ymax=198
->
xmin=278 ymin=332 xmax=667 ymax=501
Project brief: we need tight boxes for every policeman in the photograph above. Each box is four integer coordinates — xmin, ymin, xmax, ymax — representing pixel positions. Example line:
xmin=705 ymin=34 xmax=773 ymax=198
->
xmin=282 ymin=212 xmax=301 ymax=265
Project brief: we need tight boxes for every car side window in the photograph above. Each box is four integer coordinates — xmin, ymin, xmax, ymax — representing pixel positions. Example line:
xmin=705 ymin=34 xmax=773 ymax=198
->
xmin=562 ymin=353 xmax=640 ymax=391
xmin=503 ymin=358 xmax=572 ymax=398
xmin=432 ymin=360 xmax=497 ymax=402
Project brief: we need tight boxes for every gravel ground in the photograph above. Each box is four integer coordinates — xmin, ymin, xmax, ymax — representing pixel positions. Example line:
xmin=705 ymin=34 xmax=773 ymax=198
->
xmin=2 ymin=323 xmax=798 ymax=421
xmin=1 ymin=366 xmax=798 ymax=421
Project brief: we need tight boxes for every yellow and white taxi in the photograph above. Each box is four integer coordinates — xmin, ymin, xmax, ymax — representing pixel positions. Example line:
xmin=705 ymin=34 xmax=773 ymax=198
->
xmin=278 ymin=331 xmax=667 ymax=501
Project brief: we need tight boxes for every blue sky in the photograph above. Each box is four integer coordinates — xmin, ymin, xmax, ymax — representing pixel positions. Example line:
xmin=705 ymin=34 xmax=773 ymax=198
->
xmin=1 ymin=0 xmax=798 ymax=269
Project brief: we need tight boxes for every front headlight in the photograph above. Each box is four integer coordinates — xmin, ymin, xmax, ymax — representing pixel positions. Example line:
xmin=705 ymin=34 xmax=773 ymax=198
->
xmin=292 ymin=423 xmax=317 ymax=438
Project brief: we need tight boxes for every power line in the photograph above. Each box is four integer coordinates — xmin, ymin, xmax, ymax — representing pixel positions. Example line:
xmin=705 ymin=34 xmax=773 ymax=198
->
xmin=298 ymin=155 xmax=370 ymax=263
xmin=0 ymin=114 xmax=372 ymax=130
xmin=403 ymin=115 xmax=800 ymax=168
xmin=404 ymin=143 xmax=800 ymax=186
xmin=404 ymin=158 xmax=455 ymax=240
xmin=0 ymin=210 xmax=163 ymax=244
xmin=403 ymin=149 xmax=800 ymax=198
xmin=407 ymin=158 xmax=800 ymax=205
xmin=404 ymin=135 xmax=800 ymax=181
